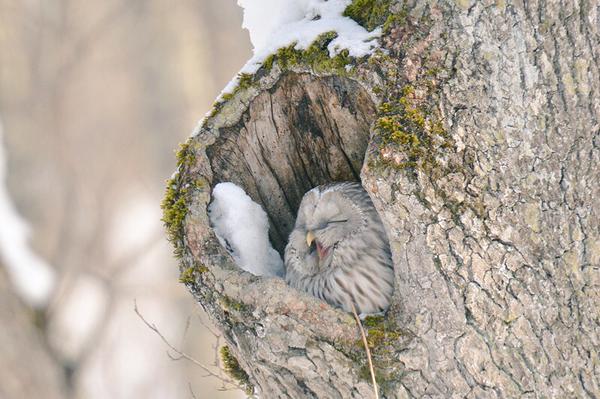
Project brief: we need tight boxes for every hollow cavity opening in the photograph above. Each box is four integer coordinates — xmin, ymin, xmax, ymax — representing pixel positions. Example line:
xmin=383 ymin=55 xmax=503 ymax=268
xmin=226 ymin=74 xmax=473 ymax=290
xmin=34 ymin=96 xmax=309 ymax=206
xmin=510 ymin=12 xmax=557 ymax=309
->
xmin=207 ymin=73 xmax=376 ymax=255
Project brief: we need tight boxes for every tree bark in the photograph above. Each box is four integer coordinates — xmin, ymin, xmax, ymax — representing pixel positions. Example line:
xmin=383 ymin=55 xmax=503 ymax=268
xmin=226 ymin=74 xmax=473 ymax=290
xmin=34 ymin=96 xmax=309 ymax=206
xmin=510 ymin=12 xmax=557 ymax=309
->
xmin=168 ymin=1 xmax=600 ymax=397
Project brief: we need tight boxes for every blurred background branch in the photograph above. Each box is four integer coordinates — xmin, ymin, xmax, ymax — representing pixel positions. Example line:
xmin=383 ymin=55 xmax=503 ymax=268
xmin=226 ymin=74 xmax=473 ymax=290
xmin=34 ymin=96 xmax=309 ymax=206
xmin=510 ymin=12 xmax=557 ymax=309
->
xmin=0 ymin=0 xmax=251 ymax=397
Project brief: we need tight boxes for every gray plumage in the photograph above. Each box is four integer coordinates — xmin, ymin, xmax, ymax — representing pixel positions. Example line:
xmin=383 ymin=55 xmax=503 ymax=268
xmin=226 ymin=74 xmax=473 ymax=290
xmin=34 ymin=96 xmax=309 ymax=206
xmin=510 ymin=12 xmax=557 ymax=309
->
xmin=284 ymin=182 xmax=394 ymax=315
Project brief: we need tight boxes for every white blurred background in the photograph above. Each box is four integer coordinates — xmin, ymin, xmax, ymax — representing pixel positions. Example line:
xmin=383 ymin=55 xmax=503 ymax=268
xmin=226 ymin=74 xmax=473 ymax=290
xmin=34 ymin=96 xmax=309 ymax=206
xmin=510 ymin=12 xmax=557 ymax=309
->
xmin=0 ymin=1 xmax=251 ymax=398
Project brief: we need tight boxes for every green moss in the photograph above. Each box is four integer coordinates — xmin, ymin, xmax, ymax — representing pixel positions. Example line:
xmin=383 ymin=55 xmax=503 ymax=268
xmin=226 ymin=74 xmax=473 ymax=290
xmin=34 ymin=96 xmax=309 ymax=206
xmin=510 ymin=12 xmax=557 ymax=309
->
xmin=220 ymin=345 xmax=254 ymax=395
xmin=365 ymin=327 xmax=403 ymax=349
xmin=372 ymin=85 xmax=383 ymax=95
xmin=191 ymin=175 xmax=208 ymax=191
xmin=302 ymin=32 xmax=352 ymax=73
xmin=261 ymin=32 xmax=354 ymax=75
xmin=356 ymin=318 xmax=403 ymax=350
xmin=179 ymin=264 xmax=209 ymax=284
xmin=343 ymin=0 xmax=394 ymax=31
xmin=175 ymin=141 xmax=195 ymax=169
xmin=179 ymin=266 xmax=196 ymax=284
xmin=362 ymin=315 xmax=385 ymax=328
xmin=206 ymin=6 xmax=409 ymax=122
xmin=356 ymin=8 xmax=458 ymax=176
xmin=237 ymin=73 xmax=254 ymax=90
xmin=335 ymin=315 xmax=407 ymax=393
xmin=161 ymin=177 xmax=188 ymax=258
xmin=262 ymin=53 xmax=275 ymax=71
xmin=220 ymin=295 xmax=250 ymax=313
xmin=204 ymin=71 xmax=257 ymax=120
xmin=358 ymin=363 xmax=386 ymax=382
xmin=197 ymin=264 xmax=209 ymax=273
xmin=209 ymin=29 xmax=364 ymax=120
xmin=271 ymin=44 xmax=301 ymax=70
xmin=374 ymin=84 xmax=451 ymax=171
xmin=222 ymin=72 xmax=255 ymax=101
xmin=382 ymin=11 xmax=408 ymax=33
xmin=350 ymin=316 xmax=406 ymax=391
xmin=161 ymin=141 xmax=200 ymax=259
xmin=425 ymin=66 xmax=442 ymax=77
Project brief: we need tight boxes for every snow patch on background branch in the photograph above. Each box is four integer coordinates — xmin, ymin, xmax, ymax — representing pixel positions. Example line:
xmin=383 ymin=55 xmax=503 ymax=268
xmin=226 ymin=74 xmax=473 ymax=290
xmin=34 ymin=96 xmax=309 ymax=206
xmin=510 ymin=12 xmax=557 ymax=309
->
xmin=221 ymin=0 xmax=380 ymax=94
xmin=0 ymin=119 xmax=55 ymax=307
xmin=208 ymin=183 xmax=284 ymax=278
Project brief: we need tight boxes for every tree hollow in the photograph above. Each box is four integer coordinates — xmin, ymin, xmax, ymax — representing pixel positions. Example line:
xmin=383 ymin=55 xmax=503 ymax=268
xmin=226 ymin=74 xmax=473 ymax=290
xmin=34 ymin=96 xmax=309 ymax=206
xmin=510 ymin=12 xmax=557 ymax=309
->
xmin=206 ymin=73 xmax=376 ymax=254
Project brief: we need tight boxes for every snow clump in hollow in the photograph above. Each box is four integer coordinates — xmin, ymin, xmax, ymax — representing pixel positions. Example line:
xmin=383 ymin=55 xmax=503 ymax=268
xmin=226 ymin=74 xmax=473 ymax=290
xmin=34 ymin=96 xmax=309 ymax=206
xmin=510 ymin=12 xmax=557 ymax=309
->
xmin=208 ymin=182 xmax=284 ymax=278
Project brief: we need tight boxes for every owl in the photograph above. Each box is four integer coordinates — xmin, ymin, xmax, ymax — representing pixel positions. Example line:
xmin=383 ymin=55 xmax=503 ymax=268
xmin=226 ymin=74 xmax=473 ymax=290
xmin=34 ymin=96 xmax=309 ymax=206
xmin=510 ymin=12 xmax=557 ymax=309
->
xmin=284 ymin=182 xmax=394 ymax=315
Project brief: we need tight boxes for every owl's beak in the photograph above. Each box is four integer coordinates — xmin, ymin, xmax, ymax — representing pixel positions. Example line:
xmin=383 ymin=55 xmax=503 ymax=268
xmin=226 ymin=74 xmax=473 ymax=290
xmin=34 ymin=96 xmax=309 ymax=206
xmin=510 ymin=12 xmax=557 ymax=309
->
xmin=306 ymin=231 xmax=316 ymax=246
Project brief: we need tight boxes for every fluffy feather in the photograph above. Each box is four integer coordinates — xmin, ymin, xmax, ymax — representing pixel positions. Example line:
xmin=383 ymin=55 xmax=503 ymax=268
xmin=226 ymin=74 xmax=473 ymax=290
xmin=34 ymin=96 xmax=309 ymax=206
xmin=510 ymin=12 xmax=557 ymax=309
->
xmin=284 ymin=182 xmax=394 ymax=315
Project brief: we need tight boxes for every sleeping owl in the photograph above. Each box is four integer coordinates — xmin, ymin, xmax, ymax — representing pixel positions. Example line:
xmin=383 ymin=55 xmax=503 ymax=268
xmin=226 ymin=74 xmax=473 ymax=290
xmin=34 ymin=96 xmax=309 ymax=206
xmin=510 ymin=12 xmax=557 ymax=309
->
xmin=284 ymin=182 xmax=394 ymax=315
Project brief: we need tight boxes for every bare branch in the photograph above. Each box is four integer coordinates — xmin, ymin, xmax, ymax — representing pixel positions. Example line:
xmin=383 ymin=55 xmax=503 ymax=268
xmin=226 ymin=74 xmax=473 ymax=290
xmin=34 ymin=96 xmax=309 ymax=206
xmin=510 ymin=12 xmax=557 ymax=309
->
xmin=188 ymin=383 xmax=198 ymax=399
xmin=133 ymin=300 xmax=245 ymax=392
xmin=195 ymin=309 xmax=222 ymax=338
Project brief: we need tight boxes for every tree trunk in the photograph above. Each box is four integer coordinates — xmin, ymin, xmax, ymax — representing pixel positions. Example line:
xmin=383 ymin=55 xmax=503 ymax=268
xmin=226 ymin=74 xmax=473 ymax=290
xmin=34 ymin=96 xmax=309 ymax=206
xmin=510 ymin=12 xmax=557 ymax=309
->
xmin=165 ymin=1 xmax=600 ymax=397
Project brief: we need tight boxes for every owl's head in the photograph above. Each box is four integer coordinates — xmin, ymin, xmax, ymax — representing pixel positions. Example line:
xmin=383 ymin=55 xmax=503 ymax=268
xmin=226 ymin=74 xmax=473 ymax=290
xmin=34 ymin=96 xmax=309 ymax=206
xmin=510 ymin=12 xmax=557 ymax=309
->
xmin=290 ymin=183 xmax=367 ymax=267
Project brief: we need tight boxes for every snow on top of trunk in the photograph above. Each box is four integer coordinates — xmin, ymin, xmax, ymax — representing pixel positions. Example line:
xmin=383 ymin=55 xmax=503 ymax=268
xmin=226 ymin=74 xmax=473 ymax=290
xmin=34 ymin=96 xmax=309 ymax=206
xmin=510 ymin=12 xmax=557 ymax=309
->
xmin=208 ymin=182 xmax=284 ymax=278
xmin=219 ymin=0 xmax=381 ymax=95
xmin=239 ymin=0 xmax=379 ymax=59
xmin=0 ymin=119 xmax=56 ymax=307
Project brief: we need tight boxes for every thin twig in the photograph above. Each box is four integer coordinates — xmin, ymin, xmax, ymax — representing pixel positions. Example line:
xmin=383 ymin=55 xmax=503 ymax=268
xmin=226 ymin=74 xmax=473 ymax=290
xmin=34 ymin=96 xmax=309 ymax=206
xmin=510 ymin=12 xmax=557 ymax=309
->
xmin=133 ymin=300 xmax=243 ymax=391
xmin=351 ymin=303 xmax=379 ymax=399
xmin=194 ymin=310 xmax=222 ymax=369
xmin=195 ymin=310 xmax=227 ymax=383
xmin=188 ymin=382 xmax=198 ymax=399
xmin=195 ymin=309 xmax=222 ymax=338
xmin=181 ymin=314 xmax=192 ymax=347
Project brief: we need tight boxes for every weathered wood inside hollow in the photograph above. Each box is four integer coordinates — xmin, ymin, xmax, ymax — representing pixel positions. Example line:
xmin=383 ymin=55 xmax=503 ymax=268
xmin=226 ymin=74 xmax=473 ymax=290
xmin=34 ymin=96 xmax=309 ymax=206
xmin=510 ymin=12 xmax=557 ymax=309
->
xmin=207 ymin=73 xmax=376 ymax=253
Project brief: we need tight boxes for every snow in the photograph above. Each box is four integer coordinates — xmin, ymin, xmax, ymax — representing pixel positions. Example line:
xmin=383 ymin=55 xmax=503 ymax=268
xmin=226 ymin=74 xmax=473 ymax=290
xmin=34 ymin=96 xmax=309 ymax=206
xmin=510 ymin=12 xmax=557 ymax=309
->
xmin=208 ymin=182 xmax=284 ymax=277
xmin=220 ymin=0 xmax=381 ymax=96
xmin=0 ymin=119 xmax=56 ymax=307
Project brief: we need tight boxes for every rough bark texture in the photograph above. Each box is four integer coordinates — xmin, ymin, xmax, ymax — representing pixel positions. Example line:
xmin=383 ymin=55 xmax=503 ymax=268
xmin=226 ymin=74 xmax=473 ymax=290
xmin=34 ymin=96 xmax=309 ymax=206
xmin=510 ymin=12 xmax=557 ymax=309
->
xmin=169 ymin=1 xmax=599 ymax=397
